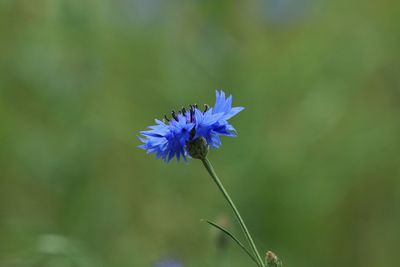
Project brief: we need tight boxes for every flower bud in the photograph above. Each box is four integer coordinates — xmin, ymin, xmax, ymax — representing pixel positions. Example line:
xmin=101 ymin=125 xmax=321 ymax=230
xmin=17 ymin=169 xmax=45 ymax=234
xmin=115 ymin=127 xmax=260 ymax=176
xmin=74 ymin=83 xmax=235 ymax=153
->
xmin=186 ymin=137 xmax=209 ymax=159
xmin=265 ymin=251 xmax=282 ymax=267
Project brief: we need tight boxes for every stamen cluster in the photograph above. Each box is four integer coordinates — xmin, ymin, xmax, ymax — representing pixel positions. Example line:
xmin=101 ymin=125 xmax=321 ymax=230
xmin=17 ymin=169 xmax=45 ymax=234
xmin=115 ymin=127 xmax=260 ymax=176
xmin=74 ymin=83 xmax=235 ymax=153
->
xmin=165 ymin=104 xmax=209 ymax=123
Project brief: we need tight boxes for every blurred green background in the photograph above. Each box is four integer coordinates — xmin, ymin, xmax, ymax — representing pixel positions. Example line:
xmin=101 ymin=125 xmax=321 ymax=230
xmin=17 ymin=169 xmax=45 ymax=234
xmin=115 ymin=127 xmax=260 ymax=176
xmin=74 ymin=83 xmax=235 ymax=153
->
xmin=1 ymin=0 xmax=400 ymax=266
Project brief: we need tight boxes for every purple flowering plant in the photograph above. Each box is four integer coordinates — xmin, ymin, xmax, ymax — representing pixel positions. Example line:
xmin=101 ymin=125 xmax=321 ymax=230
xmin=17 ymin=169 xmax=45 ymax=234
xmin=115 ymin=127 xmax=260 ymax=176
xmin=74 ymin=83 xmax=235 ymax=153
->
xmin=138 ymin=91 xmax=243 ymax=162
xmin=139 ymin=91 xmax=281 ymax=267
xmin=153 ymin=259 xmax=184 ymax=267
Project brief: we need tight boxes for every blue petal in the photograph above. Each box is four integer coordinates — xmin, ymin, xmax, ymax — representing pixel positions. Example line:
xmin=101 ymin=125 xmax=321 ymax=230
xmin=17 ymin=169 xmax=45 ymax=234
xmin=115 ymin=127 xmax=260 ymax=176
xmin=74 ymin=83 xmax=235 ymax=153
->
xmin=224 ymin=106 xmax=244 ymax=120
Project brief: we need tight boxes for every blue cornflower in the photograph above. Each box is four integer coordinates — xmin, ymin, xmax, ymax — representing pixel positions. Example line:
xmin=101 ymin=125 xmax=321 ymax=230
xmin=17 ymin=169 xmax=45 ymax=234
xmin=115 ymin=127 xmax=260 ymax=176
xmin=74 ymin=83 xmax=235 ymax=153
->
xmin=138 ymin=90 xmax=244 ymax=162
xmin=153 ymin=259 xmax=183 ymax=267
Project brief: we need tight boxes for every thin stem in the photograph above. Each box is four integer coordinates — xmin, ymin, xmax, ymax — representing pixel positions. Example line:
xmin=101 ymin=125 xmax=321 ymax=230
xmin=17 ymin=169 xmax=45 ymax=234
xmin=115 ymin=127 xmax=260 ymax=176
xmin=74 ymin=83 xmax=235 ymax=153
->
xmin=201 ymin=157 xmax=265 ymax=267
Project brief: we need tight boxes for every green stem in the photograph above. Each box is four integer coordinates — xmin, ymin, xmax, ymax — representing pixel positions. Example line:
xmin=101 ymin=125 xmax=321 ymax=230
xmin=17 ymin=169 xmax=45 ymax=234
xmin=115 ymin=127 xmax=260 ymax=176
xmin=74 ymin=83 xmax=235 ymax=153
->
xmin=201 ymin=157 xmax=265 ymax=267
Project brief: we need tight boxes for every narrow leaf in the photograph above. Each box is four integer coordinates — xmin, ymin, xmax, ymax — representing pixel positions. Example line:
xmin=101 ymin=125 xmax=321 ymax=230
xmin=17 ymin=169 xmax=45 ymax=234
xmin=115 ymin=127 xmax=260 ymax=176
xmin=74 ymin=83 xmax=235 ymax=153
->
xmin=202 ymin=219 xmax=260 ymax=266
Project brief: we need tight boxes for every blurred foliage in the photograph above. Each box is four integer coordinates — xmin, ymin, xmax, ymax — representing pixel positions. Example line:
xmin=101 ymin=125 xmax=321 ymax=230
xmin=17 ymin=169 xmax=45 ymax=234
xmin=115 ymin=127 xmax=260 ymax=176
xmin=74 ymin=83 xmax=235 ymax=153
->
xmin=1 ymin=0 xmax=400 ymax=267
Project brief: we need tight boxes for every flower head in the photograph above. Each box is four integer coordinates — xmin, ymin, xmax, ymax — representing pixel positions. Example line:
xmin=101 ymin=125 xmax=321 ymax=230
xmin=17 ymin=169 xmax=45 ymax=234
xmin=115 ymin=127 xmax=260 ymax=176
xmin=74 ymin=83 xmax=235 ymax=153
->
xmin=138 ymin=90 xmax=244 ymax=162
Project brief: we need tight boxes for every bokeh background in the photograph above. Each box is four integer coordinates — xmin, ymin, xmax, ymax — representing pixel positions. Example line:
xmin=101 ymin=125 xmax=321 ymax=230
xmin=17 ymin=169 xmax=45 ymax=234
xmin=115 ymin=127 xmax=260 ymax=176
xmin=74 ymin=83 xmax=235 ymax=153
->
xmin=1 ymin=0 xmax=400 ymax=266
